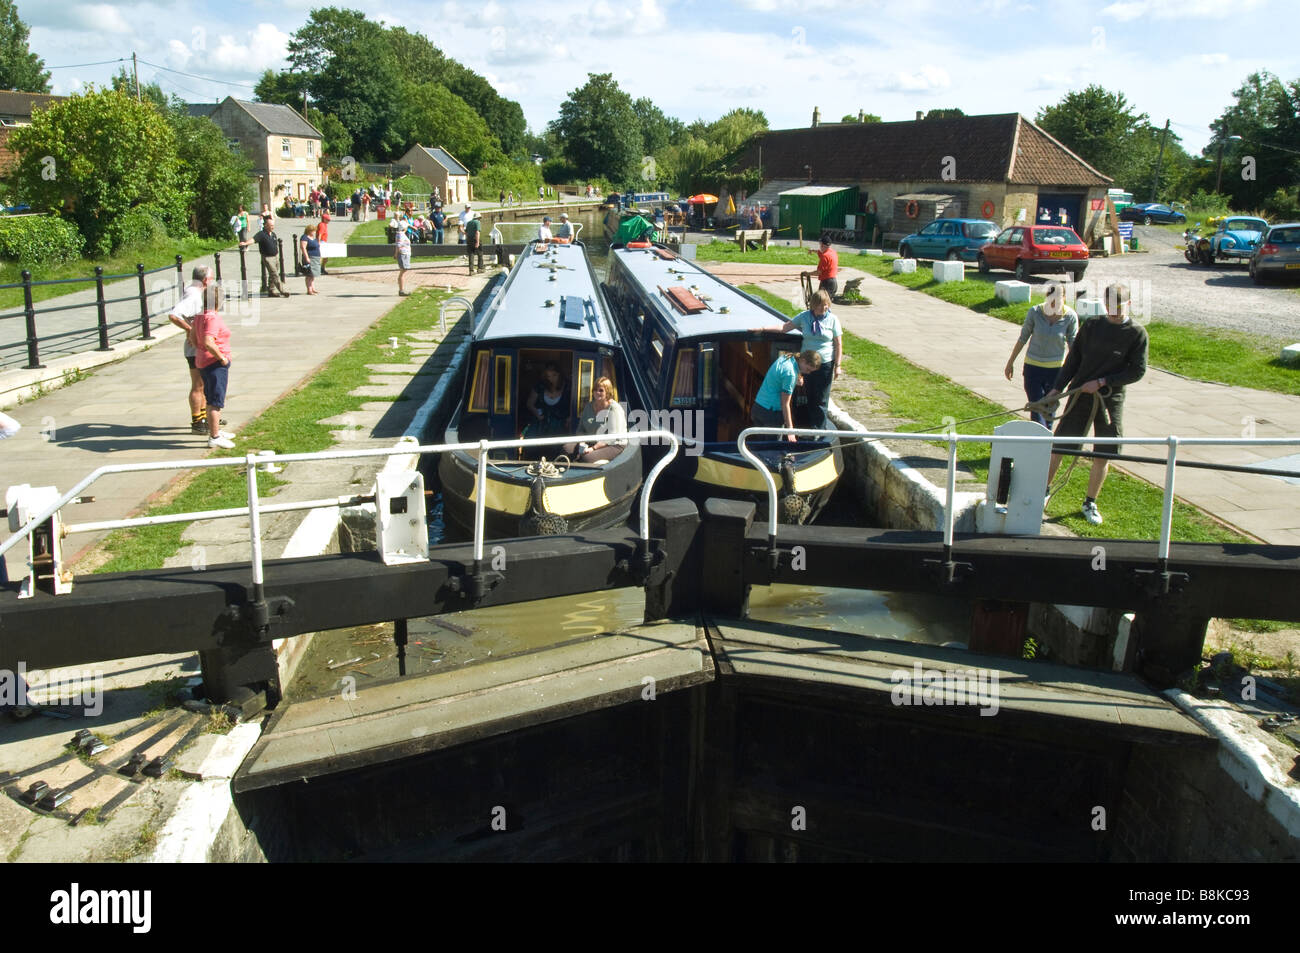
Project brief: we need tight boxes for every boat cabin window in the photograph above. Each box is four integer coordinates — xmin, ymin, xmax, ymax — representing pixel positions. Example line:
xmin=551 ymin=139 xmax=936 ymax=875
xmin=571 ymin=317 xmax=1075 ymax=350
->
xmin=494 ymin=355 xmax=512 ymax=415
xmin=649 ymin=331 xmax=664 ymax=375
xmin=517 ymin=348 xmax=577 ymax=456
xmin=670 ymin=348 xmax=697 ymax=406
xmin=468 ymin=351 xmax=492 ymax=413
xmin=577 ymin=358 xmax=595 ymax=405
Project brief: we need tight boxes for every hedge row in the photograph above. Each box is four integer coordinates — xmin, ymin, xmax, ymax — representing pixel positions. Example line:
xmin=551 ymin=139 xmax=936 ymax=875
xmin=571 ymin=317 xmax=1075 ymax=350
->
xmin=0 ymin=215 xmax=84 ymax=265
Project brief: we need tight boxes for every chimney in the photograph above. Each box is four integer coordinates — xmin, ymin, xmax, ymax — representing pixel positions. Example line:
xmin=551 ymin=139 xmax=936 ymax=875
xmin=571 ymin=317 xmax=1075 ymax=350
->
xmin=915 ymin=110 xmax=923 ymax=121
xmin=812 ymin=107 xmax=820 ymax=128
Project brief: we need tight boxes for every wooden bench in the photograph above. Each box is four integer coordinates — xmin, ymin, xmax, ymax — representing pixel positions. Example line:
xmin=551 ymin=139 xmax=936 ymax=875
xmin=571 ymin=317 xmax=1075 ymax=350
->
xmin=735 ymin=228 xmax=772 ymax=252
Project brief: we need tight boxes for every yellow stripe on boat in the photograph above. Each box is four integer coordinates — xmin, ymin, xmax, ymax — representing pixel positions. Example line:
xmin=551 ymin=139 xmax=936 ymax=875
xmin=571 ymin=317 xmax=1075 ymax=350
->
xmin=694 ymin=452 xmax=841 ymax=494
xmin=468 ymin=473 xmax=612 ymax=516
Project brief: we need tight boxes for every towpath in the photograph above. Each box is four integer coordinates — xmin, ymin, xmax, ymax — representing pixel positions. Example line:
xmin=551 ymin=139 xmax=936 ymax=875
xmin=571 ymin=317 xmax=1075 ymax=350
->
xmin=699 ymin=259 xmax=1300 ymax=547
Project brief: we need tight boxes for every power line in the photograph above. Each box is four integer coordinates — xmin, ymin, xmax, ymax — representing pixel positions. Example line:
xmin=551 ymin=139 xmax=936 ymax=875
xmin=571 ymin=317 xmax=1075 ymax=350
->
xmin=44 ymin=57 xmax=128 ymax=70
xmin=136 ymin=57 xmax=258 ymax=89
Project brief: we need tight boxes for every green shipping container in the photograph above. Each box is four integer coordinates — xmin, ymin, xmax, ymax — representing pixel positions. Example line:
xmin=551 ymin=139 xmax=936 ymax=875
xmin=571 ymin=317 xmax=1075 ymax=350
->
xmin=777 ymin=186 xmax=860 ymax=238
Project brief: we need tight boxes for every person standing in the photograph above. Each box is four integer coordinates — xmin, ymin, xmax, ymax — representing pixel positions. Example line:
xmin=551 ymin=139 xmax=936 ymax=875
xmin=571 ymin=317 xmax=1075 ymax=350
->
xmin=168 ymin=264 xmax=216 ymax=433
xmin=191 ymin=284 xmax=236 ymax=450
xmin=318 ymin=207 xmax=331 ymax=274
xmin=1003 ymin=283 xmax=1078 ymax=427
xmin=394 ymin=216 xmax=412 ymax=296
xmin=236 ymin=205 xmax=249 ymax=243
xmin=1044 ymin=283 xmax=1148 ymax=526
xmin=458 ymin=204 xmax=471 ymax=243
xmin=755 ymin=289 xmax=842 ymax=430
xmin=300 ymin=223 xmax=322 ymax=295
xmin=805 ymin=235 xmax=839 ymax=297
xmin=464 ymin=210 xmax=481 ymax=274
xmin=430 ymin=204 xmax=446 ymax=245
xmin=752 ymin=351 xmax=822 ymax=441
xmin=242 ymin=217 xmax=289 ymax=298
xmin=361 ymin=189 xmax=370 ymax=222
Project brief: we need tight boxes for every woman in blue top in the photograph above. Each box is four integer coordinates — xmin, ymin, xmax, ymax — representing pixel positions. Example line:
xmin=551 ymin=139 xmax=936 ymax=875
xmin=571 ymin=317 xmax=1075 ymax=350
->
xmin=752 ymin=350 xmax=822 ymax=441
xmin=755 ymin=289 xmax=842 ymax=429
xmin=299 ymin=224 xmax=321 ymax=296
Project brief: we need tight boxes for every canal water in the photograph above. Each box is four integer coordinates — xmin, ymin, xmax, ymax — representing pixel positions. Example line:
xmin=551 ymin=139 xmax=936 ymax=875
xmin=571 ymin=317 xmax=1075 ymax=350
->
xmin=284 ymin=207 xmax=973 ymax=702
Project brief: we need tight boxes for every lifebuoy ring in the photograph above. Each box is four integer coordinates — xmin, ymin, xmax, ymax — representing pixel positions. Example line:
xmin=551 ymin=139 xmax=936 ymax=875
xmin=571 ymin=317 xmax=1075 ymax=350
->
xmin=905 ymin=200 xmax=919 ymax=219
xmin=627 ymin=241 xmax=651 ymax=249
xmin=865 ymin=199 xmax=877 ymax=214
xmin=981 ymin=200 xmax=995 ymax=218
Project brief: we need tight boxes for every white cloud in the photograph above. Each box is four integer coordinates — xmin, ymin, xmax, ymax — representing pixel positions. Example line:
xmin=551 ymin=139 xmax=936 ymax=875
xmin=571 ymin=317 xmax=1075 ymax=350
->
xmin=183 ymin=23 xmax=290 ymax=76
xmin=1200 ymin=52 xmax=1229 ymax=65
xmin=883 ymin=65 xmax=951 ymax=93
xmin=1102 ymin=0 xmax=1264 ymax=18
xmin=63 ymin=3 xmax=132 ymax=34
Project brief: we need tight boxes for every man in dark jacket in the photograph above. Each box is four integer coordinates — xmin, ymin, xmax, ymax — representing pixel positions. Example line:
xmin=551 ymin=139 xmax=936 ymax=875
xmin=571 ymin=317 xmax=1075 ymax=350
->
xmin=242 ymin=217 xmax=290 ymax=298
xmin=1044 ymin=282 xmax=1148 ymax=525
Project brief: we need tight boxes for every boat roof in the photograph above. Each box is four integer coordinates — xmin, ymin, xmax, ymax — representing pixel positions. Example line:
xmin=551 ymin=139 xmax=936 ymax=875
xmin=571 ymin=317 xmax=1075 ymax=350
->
xmin=608 ymin=244 xmax=791 ymax=339
xmin=473 ymin=242 xmax=618 ymax=348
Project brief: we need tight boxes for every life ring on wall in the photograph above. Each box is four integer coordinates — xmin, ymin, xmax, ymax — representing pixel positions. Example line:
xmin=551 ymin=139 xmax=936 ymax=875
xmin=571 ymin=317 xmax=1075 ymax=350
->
xmin=981 ymin=200 xmax=996 ymax=218
xmin=904 ymin=200 xmax=919 ymax=219
xmin=865 ymin=199 xmax=877 ymax=214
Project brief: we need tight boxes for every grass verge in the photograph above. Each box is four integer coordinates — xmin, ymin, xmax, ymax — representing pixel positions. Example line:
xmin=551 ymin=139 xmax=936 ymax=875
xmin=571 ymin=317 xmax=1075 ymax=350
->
xmin=89 ymin=287 xmax=450 ymax=574
xmin=0 ymin=235 xmax=233 ymax=312
xmin=847 ymin=254 xmax=1300 ymax=395
xmin=743 ymin=283 xmax=1249 ymax=544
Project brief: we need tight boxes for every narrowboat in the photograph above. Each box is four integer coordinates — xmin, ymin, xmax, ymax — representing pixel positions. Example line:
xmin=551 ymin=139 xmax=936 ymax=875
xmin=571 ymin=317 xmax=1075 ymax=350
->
xmin=439 ymin=241 xmax=642 ymax=538
xmin=603 ymin=241 xmax=842 ymax=523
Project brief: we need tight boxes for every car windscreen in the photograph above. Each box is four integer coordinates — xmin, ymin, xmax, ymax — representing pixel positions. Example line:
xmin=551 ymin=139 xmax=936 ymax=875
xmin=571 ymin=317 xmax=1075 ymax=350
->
xmin=1226 ymin=219 xmax=1264 ymax=231
xmin=1268 ymin=227 xmax=1300 ymax=244
xmin=965 ymin=223 xmax=998 ymax=239
xmin=1031 ymin=228 xmax=1078 ymax=245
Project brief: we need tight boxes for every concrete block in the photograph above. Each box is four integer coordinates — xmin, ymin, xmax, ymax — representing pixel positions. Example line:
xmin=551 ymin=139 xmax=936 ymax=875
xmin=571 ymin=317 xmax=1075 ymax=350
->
xmin=1077 ymin=297 xmax=1107 ymax=318
xmin=1281 ymin=344 xmax=1300 ymax=364
xmin=891 ymin=257 xmax=917 ymax=274
xmin=858 ymin=248 xmax=885 ymax=256
xmin=995 ymin=280 xmax=1031 ymax=303
xmin=932 ymin=259 xmax=964 ymax=282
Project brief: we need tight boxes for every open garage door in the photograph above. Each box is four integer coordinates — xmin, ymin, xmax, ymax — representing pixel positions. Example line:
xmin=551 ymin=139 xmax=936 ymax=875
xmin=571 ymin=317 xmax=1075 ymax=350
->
xmin=1035 ymin=192 xmax=1085 ymax=232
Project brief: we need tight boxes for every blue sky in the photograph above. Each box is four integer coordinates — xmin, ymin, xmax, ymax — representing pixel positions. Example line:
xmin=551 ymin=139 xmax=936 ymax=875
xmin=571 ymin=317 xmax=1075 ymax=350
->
xmin=20 ymin=0 xmax=1299 ymax=154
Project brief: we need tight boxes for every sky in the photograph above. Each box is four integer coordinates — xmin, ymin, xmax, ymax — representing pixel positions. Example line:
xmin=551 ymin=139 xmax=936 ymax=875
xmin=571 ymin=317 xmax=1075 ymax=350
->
xmin=20 ymin=0 xmax=1300 ymax=155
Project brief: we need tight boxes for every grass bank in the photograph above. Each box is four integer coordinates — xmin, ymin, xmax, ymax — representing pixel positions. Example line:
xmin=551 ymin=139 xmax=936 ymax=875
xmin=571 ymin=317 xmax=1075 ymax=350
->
xmin=742 ymin=283 xmax=1248 ymax=545
xmin=90 ymin=288 xmax=451 ymax=573
xmin=0 ymin=235 xmax=233 ymax=312
xmin=846 ymin=253 xmax=1299 ymax=396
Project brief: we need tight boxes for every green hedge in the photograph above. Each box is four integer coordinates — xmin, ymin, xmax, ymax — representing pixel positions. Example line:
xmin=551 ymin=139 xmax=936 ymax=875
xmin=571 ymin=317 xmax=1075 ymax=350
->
xmin=106 ymin=205 xmax=168 ymax=253
xmin=0 ymin=215 xmax=84 ymax=265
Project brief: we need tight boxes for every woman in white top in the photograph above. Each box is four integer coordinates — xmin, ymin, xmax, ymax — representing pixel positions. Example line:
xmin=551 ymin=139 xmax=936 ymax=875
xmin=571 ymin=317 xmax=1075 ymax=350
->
xmin=568 ymin=377 xmax=626 ymax=463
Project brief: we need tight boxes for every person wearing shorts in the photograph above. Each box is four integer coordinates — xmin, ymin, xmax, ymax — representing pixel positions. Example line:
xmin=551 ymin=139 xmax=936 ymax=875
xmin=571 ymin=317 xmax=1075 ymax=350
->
xmin=168 ymin=265 xmax=215 ymax=433
xmin=1044 ymin=283 xmax=1148 ymax=526
xmin=805 ymin=235 xmax=838 ymax=297
xmin=191 ymin=284 xmax=236 ymax=450
xmin=395 ymin=218 xmax=412 ymax=295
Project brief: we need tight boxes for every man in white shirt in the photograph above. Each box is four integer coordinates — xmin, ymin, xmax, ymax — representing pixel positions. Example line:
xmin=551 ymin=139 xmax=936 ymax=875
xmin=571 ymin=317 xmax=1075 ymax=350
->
xmin=168 ymin=265 xmax=216 ymax=433
xmin=538 ymin=216 xmax=554 ymax=241
xmin=458 ymin=204 xmax=471 ymax=243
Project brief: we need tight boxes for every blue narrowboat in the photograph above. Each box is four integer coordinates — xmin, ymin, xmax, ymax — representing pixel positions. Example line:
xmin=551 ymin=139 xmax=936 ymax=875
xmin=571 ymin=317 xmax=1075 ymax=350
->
xmin=603 ymin=242 xmax=842 ymax=523
xmin=439 ymin=241 xmax=642 ymax=538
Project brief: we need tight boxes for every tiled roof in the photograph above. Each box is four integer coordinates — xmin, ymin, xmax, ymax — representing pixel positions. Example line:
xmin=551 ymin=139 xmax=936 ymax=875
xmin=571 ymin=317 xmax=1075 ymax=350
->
xmin=421 ymin=146 xmax=470 ymax=176
xmin=743 ymin=113 xmax=1109 ymax=187
xmin=229 ymin=99 xmax=321 ymax=138
xmin=0 ymin=90 xmax=65 ymax=120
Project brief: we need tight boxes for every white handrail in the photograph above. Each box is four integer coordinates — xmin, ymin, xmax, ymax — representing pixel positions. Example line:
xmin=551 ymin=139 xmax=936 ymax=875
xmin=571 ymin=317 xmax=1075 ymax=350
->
xmin=736 ymin=427 xmax=1300 ymax=558
xmin=2 ymin=430 xmax=680 ymax=593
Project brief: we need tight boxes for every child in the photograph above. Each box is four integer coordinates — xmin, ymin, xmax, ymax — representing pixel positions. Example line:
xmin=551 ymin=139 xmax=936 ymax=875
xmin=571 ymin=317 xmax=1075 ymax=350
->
xmin=191 ymin=284 xmax=236 ymax=449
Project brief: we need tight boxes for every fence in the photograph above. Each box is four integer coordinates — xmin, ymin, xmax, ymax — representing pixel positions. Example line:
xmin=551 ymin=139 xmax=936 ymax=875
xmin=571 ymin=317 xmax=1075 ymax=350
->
xmin=0 ymin=246 xmax=287 ymax=372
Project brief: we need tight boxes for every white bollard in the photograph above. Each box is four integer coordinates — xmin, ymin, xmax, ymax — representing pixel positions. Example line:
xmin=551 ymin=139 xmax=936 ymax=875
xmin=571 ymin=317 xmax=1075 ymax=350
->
xmin=933 ymin=259 xmax=965 ymax=283
xmin=1283 ymin=344 xmax=1300 ymax=364
xmin=892 ymin=258 xmax=917 ymax=274
xmin=995 ymin=280 xmax=1031 ymax=303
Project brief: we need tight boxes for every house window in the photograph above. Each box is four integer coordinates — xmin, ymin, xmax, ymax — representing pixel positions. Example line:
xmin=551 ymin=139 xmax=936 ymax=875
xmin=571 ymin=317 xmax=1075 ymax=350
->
xmin=281 ymin=138 xmax=291 ymax=159
xmin=307 ymin=140 xmax=315 ymax=158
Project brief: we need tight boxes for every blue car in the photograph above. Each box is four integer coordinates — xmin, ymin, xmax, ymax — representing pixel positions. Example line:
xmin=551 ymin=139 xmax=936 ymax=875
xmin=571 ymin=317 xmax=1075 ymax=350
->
xmin=1202 ymin=216 xmax=1269 ymax=265
xmin=898 ymin=218 xmax=999 ymax=261
xmin=1120 ymin=203 xmax=1186 ymax=225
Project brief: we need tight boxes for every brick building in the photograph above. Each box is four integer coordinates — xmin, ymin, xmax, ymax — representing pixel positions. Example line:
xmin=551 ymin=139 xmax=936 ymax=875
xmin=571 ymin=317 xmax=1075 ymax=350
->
xmin=0 ymin=91 xmax=66 ymax=173
xmin=395 ymin=144 xmax=473 ymax=205
xmin=196 ymin=98 xmax=323 ymax=211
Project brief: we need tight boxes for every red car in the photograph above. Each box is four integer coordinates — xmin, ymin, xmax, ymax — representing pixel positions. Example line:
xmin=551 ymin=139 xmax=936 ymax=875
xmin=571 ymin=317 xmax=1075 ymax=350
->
xmin=976 ymin=225 xmax=1089 ymax=282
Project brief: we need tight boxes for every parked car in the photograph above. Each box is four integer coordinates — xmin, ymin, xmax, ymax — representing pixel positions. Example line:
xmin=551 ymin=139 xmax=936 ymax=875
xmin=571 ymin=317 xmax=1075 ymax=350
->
xmin=976 ymin=225 xmax=1089 ymax=281
xmin=1120 ymin=203 xmax=1186 ymax=225
xmin=1202 ymin=216 xmax=1269 ymax=264
xmin=897 ymin=218 xmax=999 ymax=261
xmin=1249 ymin=222 xmax=1300 ymax=284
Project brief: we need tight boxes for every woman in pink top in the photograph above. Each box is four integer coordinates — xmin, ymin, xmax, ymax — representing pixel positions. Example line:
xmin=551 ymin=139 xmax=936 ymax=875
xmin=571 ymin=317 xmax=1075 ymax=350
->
xmin=191 ymin=285 xmax=236 ymax=449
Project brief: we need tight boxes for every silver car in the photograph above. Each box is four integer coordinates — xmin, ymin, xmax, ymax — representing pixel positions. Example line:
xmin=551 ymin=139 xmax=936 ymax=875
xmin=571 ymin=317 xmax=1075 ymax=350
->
xmin=1250 ymin=222 xmax=1300 ymax=284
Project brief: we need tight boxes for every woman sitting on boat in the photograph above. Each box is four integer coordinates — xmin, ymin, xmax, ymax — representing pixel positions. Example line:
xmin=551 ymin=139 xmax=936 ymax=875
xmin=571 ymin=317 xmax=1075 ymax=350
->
xmin=565 ymin=377 xmax=626 ymax=464
xmin=524 ymin=363 xmax=572 ymax=438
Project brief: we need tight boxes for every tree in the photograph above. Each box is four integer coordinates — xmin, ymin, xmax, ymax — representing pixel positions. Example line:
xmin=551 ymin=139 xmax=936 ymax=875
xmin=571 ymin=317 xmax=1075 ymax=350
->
xmin=10 ymin=88 xmax=189 ymax=255
xmin=170 ymin=111 xmax=253 ymax=237
xmin=254 ymin=69 xmax=309 ymax=109
xmin=923 ymin=108 xmax=965 ymax=120
xmin=0 ymin=0 xmax=48 ymax=92
xmin=305 ymin=107 xmax=353 ymax=158
xmin=1036 ymin=85 xmax=1149 ymax=182
xmin=110 ymin=67 xmax=171 ymax=112
xmin=634 ymin=97 xmax=683 ymax=156
xmin=286 ymin=6 xmax=379 ymax=73
xmin=1207 ymin=71 xmax=1300 ymax=212
xmin=707 ymin=108 xmax=768 ymax=154
xmin=308 ymin=38 xmax=404 ymax=160
xmin=395 ymin=82 xmax=503 ymax=170
xmin=841 ymin=112 xmax=882 ymax=123
xmin=549 ymin=73 xmax=642 ymax=183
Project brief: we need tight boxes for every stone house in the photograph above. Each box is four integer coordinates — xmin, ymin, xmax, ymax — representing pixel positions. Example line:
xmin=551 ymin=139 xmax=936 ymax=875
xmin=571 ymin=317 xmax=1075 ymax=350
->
xmin=395 ymin=144 xmax=473 ymax=205
xmin=741 ymin=112 xmax=1113 ymax=244
xmin=0 ymin=91 xmax=66 ymax=173
xmin=196 ymin=98 xmax=323 ymax=210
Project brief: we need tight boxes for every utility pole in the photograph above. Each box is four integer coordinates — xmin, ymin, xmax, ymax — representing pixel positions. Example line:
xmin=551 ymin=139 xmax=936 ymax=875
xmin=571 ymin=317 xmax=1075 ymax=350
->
xmin=132 ymin=52 xmax=141 ymax=102
xmin=1150 ymin=118 xmax=1169 ymax=200
xmin=1214 ymin=123 xmax=1230 ymax=193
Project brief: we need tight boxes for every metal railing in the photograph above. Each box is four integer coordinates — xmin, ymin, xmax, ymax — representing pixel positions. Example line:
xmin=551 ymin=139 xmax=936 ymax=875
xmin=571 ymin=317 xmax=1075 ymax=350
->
xmin=0 ymin=429 xmax=680 ymax=596
xmin=737 ymin=427 xmax=1300 ymax=560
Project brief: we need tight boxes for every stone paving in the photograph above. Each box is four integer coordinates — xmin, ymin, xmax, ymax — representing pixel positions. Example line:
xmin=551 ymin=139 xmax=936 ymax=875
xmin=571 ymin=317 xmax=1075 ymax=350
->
xmin=699 ymin=259 xmax=1300 ymax=547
